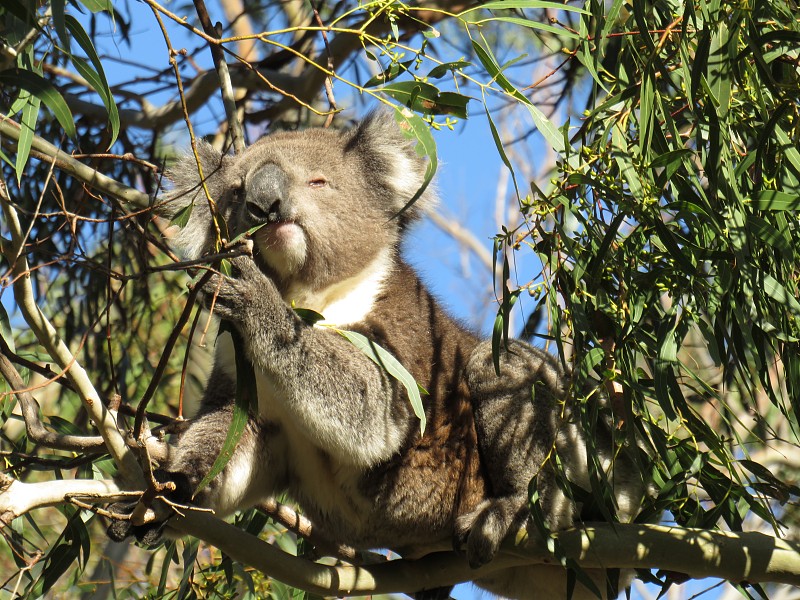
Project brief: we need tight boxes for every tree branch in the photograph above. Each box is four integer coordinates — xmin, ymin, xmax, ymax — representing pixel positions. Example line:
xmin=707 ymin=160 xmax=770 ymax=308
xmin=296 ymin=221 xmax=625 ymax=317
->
xmin=0 ymin=474 xmax=133 ymax=528
xmin=3 ymin=471 xmax=798 ymax=592
xmin=0 ymin=117 xmax=151 ymax=209
xmin=0 ymin=349 xmax=107 ymax=451
xmin=193 ymin=0 xmax=246 ymax=153
xmin=168 ymin=514 xmax=800 ymax=593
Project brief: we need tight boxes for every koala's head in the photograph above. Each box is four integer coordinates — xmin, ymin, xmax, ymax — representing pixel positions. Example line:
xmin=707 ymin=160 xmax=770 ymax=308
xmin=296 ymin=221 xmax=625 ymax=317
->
xmin=163 ymin=111 xmax=437 ymax=293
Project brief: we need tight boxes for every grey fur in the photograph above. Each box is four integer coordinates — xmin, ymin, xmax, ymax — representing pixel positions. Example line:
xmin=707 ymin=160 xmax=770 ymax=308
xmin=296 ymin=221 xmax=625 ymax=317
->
xmin=156 ymin=112 xmax=648 ymax=599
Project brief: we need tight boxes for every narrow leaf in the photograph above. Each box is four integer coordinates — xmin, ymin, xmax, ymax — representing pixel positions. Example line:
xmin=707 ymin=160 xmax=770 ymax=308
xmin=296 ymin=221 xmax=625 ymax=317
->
xmin=752 ymin=190 xmax=800 ymax=211
xmin=65 ymin=14 xmax=120 ymax=146
xmin=335 ymin=328 xmax=427 ymax=434
xmin=391 ymin=107 xmax=438 ymax=219
xmin=475 ymin=17 xmax=581 ymax=39
xmin=0 ymin=70 xmax=76 ymax=138
xmin=15 ymin=91 xmax=40 ymax=183
xmin=460 ymin=1 xmax=589 ymax=15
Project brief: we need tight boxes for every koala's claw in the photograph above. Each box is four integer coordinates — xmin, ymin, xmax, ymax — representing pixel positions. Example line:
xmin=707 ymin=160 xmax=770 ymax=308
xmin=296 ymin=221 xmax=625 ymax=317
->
xmin=199 ymin=256 xmax=262 ymax=317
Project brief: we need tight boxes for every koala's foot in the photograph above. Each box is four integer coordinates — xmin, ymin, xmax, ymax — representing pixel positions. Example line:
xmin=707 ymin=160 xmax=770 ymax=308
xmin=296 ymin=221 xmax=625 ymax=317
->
xmin=455 ymin=497 xmax=524 ymax=569
xmin=105 ymin=470 xmax=192 ymax=545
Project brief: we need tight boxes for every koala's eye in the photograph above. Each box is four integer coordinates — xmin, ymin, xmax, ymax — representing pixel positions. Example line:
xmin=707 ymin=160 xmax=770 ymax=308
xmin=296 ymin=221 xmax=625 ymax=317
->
xmin=308 ymin=177 xmax=328 ymax=188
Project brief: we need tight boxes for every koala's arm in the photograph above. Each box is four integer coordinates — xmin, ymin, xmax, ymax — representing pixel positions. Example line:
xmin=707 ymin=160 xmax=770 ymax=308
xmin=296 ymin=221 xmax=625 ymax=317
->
xmin=204 ymin=256 xmax=410 ymax=468
xmin=163 ymin=366 xmax=273 ymax=514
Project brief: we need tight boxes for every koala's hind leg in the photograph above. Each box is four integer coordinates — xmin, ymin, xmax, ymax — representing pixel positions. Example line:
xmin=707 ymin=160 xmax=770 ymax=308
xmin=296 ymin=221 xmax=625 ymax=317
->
xmin=107 ymin=368 xmax=275 ymax=542
xmin=458 ymin=340 xmax=575 ymax=568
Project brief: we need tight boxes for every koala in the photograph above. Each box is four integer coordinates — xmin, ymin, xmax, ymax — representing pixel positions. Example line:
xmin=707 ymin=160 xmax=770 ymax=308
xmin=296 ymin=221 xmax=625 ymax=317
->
xmin=114 ymin=112 xmax=648 ymax=599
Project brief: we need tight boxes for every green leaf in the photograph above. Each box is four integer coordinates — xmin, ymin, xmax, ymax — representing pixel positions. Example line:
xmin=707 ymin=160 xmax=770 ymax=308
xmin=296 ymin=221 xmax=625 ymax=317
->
xmin=752 ymin=190 xmax=800 ymax=211
xmin=0 ymin=70 xmax=76 ymax=139
xmin=746 ymin=215 xmax=792 ymax=258
xmin=762 ymin=274 xmax=800 ymax=317
xmin=364 ymin=59 xmax=414 ymax=88
xmin=65 ymin=14 xmax=120 ymax=146
xmin=293 ymin=307 xmax=325 ymax=325
xmin=483 ymin=102 xmax=520 ymax=198
xmin=579 ymin=347 xmax=605 ymax=379
xmin=15 ymin=90 xmax=39 ymax=183
xmin=176 ymin=538 xmax=200 ymax=599
xmin=427 ymin=60 xmax=472 ymax=79
xmin=491 ymin=270 xmax=520 ymax=377
xmin=28 ymin=509 xmax=85 ymax=597
xmin=78 ymin=0 xmax=113 ymax=12
xmin=171 ymin=203 xmax=194 ymax=227
xmin=471 ymin=40 xmax=579 ymax=169
xmin=381 ymin=81 xmax=470 ymax=118
xmin=1 ymin=0 xmax=41 ymax=24
xmin=52 ymin=0 xmax=69 ymax=52
xmin=334 ymin=328 xmax=427 ymax=434
xmin=194 ymin=327 xmax=255 ymax=496
xmin=474 ymin=16 xmax=581 ymax=39
xmin=459 ymin=1 xmax=589 ymax=15
xmin=391 ymin=107 xmax=438 ymax=218
xmin=707 ymin=22 xmax=732 ymax=118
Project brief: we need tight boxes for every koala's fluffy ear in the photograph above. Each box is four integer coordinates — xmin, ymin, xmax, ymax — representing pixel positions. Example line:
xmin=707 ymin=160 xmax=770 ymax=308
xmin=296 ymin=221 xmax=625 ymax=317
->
xmin=160 ymin=141 xmax=227 ymax=260
xmin=345 ymin=110 xmax=439 ymax=222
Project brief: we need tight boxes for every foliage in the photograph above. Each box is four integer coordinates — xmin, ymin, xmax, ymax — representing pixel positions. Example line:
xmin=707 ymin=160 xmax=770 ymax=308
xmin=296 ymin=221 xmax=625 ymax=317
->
xmin=0 ymin=0 xmax=799 ymax=597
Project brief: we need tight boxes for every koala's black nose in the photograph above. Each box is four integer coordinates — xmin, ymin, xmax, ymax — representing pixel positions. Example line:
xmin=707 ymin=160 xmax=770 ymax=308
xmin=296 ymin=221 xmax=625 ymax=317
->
xmin=245 ymin=163 xmax=288 ymax=223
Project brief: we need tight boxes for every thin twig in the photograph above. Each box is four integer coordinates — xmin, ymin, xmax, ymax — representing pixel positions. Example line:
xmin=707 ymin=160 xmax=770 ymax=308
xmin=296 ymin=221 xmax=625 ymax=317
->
xmin=132 ymin=268 xmax=213 ymax=440
xmin=0 ymin=175 xmax=142 ymax=485
xmin=311 ymin=3 xmax=337 ymax=127
xmin=148 ymin=5 xmax=225 ymax=247
xmin=193 ymin=0 xmax=246 ymax=153
xmin=0 ymin=352 xmax=107 ymax=451
xmin=0 ymin=117 xmax=151 ymax=209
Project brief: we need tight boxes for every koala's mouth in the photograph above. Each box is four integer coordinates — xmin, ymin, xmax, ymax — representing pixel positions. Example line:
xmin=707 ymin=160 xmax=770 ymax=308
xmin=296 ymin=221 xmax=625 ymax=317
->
xmin=252 ymin=218 xmax=307 ymax=279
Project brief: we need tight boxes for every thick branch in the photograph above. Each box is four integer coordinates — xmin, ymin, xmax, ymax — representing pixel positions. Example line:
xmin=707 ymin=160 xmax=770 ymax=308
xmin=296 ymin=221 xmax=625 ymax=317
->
xmin=0 ymin=474 xmax=132 ymax=527
xmin=171 ymin=514 xmax=800 ymax=593
xmin=3 ymin=472 xmax=799 ymax=592
xmin=0 ymin=117 xmax=151 ymax=209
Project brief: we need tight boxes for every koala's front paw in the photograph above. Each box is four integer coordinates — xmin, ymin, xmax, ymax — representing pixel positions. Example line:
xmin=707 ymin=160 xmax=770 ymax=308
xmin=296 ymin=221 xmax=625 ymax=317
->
xmin=455 ymin=498 xmax=521 ymax=568
xmin=200 ymin=255 xmax=270 ymax=322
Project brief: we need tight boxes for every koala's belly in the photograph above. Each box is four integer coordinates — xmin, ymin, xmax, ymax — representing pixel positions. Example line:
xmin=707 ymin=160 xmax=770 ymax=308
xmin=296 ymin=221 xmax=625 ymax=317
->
xmin=249 ymin=369 xmax=375 ymax=536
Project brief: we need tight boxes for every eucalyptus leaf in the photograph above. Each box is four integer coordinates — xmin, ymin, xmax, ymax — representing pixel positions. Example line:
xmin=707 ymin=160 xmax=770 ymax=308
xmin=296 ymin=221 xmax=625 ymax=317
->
xmin=334 ymin=328 xmax=427 ymax=435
